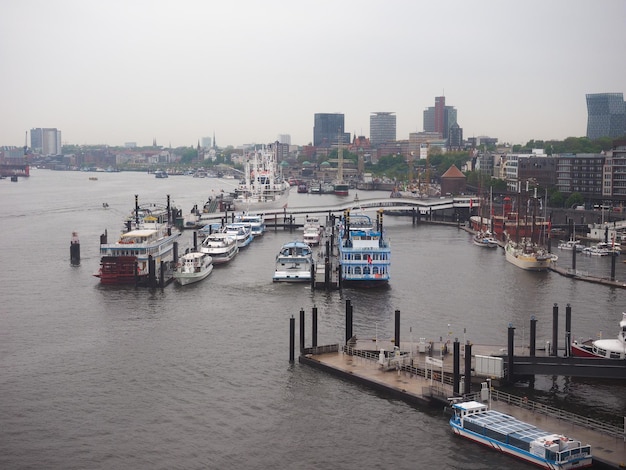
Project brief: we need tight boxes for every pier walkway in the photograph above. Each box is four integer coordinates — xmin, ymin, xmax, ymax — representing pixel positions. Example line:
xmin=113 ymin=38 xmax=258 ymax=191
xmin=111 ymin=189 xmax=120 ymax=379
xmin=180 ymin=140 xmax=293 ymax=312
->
xmin=300 ymin=348 xmax=626 ymax=469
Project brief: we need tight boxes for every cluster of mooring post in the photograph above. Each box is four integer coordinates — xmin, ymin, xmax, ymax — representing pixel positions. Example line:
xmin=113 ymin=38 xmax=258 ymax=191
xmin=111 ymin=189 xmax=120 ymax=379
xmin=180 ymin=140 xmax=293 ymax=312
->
xmin=507 ymin=303 xmax=573 ymax=383
xmin=290 ymin=301 xmax=476 ymax=395
xmin=567 ymin=220 xmax=618 ymax=280
xmin=70 ymin=231 xmax=80 ymax=266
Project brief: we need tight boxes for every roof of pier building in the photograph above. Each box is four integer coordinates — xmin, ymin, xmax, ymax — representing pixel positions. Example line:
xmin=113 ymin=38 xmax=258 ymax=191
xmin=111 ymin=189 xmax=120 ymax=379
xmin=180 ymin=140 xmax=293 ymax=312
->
xmin=441 ymin=164 xmax=466 ymax=195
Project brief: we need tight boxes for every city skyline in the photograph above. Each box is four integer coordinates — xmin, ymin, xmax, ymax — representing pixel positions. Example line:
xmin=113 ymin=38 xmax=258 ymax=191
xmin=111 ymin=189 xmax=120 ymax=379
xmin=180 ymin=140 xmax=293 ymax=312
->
xmin=1 ymin=1 xmax=625 ymax=149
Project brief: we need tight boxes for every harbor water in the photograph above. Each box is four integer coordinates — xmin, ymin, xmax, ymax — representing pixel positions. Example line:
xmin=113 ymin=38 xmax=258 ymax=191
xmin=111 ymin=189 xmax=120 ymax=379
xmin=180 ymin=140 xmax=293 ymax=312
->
xmin=1 ymin=170 xmax=625 ymax=469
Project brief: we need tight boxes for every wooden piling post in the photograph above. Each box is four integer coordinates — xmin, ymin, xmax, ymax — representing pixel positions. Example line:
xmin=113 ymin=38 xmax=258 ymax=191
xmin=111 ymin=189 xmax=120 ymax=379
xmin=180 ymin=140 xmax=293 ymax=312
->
xmin=70 ymin=232 xmax=80 ymax=266
xmin=565 ymin=304 xmax=572 ymax=357
xmin=552 ymin=303 xmax=558 ymax=357
xmin=394 ymin=309 xmax=400 ymax=349
xmin=464 ymin=342 xmax=472 ymax=393
xmin=159 ymin=260 xmax=165 ymax=288
xmin=345 ymin=299 xmax=353 ymax=344
xmin=148 ymin=255 xmax=155 ymax=289
xmin=453 ymin=339 xmax=460 ymax=396
xmin=312 ymin=306 xmax=318 ymax=348
xmin=299 ymin=308 xmax=305 ymax=354
xmin=530 ymin=316 xmax=537 ymax=357
xmin=289 ymin=316 xmax=295 ymax=362
xmin=507 ymin=324 xmax=515 ymax=383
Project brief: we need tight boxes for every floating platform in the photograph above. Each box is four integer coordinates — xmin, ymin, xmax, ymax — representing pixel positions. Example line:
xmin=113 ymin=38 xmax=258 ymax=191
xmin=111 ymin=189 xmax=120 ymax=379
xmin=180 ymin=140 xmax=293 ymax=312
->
xmin=299 ymin=347 xmax=626 ymax=469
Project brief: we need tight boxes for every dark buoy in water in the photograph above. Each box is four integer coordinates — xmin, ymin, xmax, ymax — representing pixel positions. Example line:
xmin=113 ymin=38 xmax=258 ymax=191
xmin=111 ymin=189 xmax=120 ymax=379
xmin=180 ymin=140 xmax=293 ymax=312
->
xmin=70 ymin=231 xmax=80 ymax=266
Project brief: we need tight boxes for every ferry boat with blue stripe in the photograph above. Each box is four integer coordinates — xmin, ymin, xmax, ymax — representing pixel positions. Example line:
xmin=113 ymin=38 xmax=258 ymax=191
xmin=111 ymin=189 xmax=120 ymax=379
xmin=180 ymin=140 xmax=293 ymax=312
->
xmin=338 ymin=210 xmax=390 ymax=287
xmin=450 ymin=401 xmax=592 ymax=469
xmin=222 ymin=222 xmax=254 ymax=248
xmin=234 ymin=213 xmax=265 ymax=237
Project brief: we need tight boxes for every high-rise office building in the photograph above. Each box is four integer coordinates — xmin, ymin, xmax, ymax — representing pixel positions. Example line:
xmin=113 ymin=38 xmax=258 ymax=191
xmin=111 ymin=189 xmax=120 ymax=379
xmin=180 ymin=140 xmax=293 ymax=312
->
xmin=448 ymin=123 xmax=463 ymax=150
xmin=423 ymin=96 xmax=457 ymax=140
xmin=30 ymin=128 xmax=62 ymax=155
xmin=313 ymin=113 xmax=349 ymax=147
xmin=277 ymin=134 xmax=291 ymax=145
xmin=586 ymin=93 xmax=626 ymax=140
xmin=369 ymin=112 xmax=396 ymax=147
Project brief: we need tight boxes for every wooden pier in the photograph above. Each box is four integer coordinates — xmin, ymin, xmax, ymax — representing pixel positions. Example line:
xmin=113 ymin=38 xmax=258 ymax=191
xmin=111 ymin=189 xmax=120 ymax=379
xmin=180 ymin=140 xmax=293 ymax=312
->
xmin=291 ymin=303 xmax=626 ymax=469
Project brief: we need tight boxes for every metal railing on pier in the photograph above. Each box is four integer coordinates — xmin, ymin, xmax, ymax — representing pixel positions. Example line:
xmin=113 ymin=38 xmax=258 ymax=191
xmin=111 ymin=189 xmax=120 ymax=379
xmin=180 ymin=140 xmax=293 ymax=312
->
xmin=342 ymin=345 xmax=624 ymax=439
xmin=460 ymin=389 xmax=625 ymax=440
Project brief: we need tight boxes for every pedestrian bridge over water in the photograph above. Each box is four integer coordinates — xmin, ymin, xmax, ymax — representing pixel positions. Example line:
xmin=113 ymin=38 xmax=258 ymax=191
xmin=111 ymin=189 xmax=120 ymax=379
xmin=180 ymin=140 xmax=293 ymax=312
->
xmin=201 ymin=195 xmax=479 ymax=222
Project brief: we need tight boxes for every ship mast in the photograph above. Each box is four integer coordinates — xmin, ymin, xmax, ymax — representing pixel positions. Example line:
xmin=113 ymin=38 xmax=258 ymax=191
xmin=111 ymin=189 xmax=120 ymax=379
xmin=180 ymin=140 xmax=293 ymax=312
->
xmin=337 ymin=129 xmax=344 ymax=183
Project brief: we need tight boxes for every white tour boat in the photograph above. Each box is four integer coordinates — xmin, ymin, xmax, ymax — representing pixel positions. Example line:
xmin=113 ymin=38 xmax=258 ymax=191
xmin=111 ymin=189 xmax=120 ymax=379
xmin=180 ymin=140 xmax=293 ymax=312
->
xmin=95 ymin=211 xmax=180 ymax=285
xmin=450 ymin=401 xmax=592 ymax=469
xmin=338 ymin=210 xmax=390 ymax=287
xmin=234 ymin=213 xmax=265 ymax=236
xmin=572 ymin=311 xmax=626 ymax=359
xmin=273 ymin=241 xmax=313 ymax=283
xmin=199 ymin=232 xmax=239 ymax=265
xmin=302 ymin=216 xmax=324 ymax=246
xmin=472 ymin=231 xmax=498 ymax=248
xmin=221 ymin=223 xmax=254 ymax=249
xmin=173 ymin=252 xmax=213 ymax=286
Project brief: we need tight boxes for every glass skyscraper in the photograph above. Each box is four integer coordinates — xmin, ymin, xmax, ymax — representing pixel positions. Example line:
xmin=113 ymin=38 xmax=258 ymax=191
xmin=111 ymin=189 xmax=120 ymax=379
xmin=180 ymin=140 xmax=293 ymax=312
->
xmin=313 ymin=113 xmax=348 ymax=147
xmin=586 ymin=93 xmax=626 ymax=140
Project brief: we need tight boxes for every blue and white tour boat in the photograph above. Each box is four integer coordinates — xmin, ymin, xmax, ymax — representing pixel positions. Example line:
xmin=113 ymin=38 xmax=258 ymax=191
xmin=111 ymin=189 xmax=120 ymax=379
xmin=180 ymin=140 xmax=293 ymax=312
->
xmin=338 ymin=210 xmax=390 ymax=287
xmin=450 ymin=401 xmax=592 ymax=469
xmin=272 ymin=241 xmax=313 ymax=283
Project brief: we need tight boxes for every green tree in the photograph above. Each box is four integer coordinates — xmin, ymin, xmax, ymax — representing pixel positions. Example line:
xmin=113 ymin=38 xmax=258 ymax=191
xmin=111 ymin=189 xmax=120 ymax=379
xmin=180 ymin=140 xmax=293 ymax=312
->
xmin=565 ymin=192 xmax=584 ymax=209
xmin=549 ymin=191 xmax=565 ymax=208
xmin=179 ymin=147 xmax=197 ymax=164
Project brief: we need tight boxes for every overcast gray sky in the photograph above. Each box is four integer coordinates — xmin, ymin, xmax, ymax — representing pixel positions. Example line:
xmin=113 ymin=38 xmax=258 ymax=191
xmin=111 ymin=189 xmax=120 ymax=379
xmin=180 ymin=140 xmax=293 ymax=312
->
xmin=1 ymin=0 xmax=624 ymax=148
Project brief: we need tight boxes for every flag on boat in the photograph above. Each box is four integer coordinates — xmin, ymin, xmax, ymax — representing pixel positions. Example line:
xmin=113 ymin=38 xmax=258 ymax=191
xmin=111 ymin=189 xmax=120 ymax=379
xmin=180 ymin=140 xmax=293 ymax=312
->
xmin=367 ymin=254 xmax=372 ymax=265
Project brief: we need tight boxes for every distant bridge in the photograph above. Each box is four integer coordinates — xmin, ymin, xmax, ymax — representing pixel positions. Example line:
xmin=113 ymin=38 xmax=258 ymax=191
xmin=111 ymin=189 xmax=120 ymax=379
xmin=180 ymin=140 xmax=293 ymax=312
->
xmin=199 ymin=195 xmax=480 ymax=222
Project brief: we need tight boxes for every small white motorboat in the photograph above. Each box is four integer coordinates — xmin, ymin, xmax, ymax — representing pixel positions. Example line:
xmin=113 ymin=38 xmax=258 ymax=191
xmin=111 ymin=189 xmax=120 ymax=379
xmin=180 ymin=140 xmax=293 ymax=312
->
xmin=173 ymin=252 xmax=213 ymax=286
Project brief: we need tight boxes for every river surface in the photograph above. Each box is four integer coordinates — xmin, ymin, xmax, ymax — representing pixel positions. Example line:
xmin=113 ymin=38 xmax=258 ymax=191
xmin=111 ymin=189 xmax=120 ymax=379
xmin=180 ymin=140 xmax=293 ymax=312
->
xmin=1 ymin=170 xmax=625 ymax=469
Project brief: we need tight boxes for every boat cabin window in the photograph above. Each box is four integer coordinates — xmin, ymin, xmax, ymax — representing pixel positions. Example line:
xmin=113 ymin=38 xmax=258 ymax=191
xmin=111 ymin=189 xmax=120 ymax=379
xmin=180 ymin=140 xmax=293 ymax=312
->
xmin=610 ymin=351 xmax=622 ymax=359
xmin=545 ymin=449 xmax=557 ymax=462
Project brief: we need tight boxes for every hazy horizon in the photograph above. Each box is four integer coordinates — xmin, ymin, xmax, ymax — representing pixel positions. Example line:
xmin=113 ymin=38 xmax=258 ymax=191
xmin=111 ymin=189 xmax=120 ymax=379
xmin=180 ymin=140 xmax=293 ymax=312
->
xmin=2 ymin=0 xmax=625 ymax=149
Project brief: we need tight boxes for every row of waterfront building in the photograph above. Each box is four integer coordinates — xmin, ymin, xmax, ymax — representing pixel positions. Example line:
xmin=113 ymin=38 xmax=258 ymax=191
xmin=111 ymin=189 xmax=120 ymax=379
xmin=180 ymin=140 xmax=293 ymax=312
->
xmin=473 ymin=141 xmax=626 ymax=205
